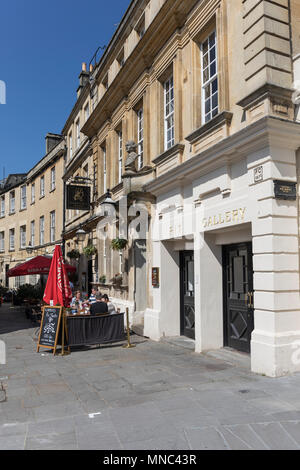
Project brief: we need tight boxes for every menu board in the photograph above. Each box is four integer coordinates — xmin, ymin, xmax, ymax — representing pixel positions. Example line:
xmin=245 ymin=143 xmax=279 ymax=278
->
xmin=37 ymin=306 xmax=63 ymax=355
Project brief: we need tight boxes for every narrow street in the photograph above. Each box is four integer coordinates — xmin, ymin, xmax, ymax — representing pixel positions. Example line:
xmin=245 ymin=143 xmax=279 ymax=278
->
xmin=1 ymin=303 xmax=300 ymax=450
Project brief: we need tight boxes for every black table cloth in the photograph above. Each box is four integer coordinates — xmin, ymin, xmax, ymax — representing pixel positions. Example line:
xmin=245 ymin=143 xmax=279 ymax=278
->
xmin=66 ymin=313 xmax=126 ymax=347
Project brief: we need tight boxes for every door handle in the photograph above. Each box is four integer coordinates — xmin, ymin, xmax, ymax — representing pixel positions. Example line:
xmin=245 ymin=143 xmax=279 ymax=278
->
xmin=245 ymin=292 xmax=254 ymax=308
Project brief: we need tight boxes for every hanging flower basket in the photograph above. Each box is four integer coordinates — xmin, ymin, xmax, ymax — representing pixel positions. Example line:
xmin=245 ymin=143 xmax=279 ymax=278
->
xmin=112 ymin=273 xmax=123 ymax=284
xmin=111 ymin=238 xmax=128 ymax=251
xmin=83 ymin=244 xmax=97 ymax=258
xmin=67 ymin=249 xmax=80 ymax=259
xmin=99 ymin=275 xmax=106 ymax=284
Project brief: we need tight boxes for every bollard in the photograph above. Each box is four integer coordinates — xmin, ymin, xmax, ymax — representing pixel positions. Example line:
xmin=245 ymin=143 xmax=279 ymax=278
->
xmin=123 ymin=307 xmax=136 ymax=349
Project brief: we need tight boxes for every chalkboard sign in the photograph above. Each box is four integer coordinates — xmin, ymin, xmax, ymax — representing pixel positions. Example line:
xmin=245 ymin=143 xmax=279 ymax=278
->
xmin=37 ymin=306 xmax=63 ymax=355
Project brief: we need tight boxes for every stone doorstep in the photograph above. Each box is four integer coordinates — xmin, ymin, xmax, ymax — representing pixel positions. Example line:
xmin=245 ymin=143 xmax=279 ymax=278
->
xmin=205 ymin=348 xmax=251 ymax=369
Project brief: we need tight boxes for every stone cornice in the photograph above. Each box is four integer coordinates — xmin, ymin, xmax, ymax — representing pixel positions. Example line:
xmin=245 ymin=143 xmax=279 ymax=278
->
xmin=145 ymin=116 xmax=300 ymax=196
xmin=237 ymin=84 xmax=294 ymax=110
xmin=27 ymin=140 xmax=66 ymax=183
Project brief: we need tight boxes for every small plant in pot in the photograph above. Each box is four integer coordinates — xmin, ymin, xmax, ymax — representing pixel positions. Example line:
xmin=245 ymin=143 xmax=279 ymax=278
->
xmin=99 ymin=275 xmax=106 ymax=284
xmin=83 ymin=244 xmax=97 ymax=258
xmin=112 ymin=273 xmax=123 ymax=285
xmin=111 ymin=238 xmax=128 ymax=251
xmin=67 ymin=249 xmax=80 ymax=259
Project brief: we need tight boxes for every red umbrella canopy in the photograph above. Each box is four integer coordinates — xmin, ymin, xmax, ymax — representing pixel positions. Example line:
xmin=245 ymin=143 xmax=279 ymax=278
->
xmin=43 ymin=246 xmax=73 ymax=307
xmin=7 ymin=255 xmax=76 ymax=278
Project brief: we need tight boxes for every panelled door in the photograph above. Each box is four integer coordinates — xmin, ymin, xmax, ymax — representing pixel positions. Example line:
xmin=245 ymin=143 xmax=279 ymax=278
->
xmin=223 ymin=243 xmax=254 ymax=353
xmin=180 ymin=251 xmax=195 ymax=339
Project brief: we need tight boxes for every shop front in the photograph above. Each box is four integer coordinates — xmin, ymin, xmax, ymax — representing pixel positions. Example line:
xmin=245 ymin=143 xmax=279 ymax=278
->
xmin=144 ymin=117 xmax=300 ymax=377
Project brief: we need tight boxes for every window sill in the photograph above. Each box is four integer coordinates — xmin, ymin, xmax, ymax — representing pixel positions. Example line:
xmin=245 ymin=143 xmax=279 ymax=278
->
xmin=186 ymin=111 xmax=233 ymax=144
xmin=39 ymin=195 xmax=45 ymax=200
xmin=9 ymin=211 xmax=15 ymax=216
xmin=20 ymin=207 xmax=27 ymax=212
xmin=49 ymin=187 xmax=56 ymax=193
xmin=152 ymin=143 xmax=185 ymax=166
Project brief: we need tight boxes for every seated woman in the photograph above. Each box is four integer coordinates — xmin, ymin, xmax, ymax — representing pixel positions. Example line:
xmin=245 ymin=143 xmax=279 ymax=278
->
xmin=90 ymin=293 xmax=108 ymax=315
xmin=70 ymin=290 xmax=83 ymax=311
xmin=101 ymin=294 xmax=117 ymax=314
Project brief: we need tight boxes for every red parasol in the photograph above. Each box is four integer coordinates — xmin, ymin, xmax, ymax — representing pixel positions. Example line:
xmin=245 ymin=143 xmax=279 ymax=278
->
xmin=43 ymin=245 xmax=73 ymax=307
xmin=7 ymin=255 xmax=76 ymax=278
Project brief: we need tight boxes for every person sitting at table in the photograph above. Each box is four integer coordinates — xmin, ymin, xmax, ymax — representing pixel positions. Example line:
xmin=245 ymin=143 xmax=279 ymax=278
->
xmin=70 ymin=290 xmax=83 ymax=310
xmin=88 ymin=287 xmax=99 ymax=305
xmin=90 ymin=292 xmax=108 ymax=315
xmin=101 ymin=294 xmax=117 ymax=314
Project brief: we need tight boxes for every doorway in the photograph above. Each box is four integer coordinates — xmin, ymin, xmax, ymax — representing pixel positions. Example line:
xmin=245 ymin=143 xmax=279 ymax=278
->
xmin=180 ymin=251 xmax=195 ymax=339
xmin=223 ymin=243 xmax=254 ymax=353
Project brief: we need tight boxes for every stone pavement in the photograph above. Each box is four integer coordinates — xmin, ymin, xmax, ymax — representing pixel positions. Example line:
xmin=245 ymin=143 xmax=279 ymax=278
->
xmin=2 ymin=304 xmax=300 ymax=450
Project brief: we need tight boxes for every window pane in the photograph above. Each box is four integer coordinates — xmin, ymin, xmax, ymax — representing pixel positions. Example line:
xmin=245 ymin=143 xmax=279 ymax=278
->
xmin=212 ymin=92 xmax=218 ymax=109
xmin=209 ymin=32 xmax=215 ymax=46
xmin=210 ymin=46 xmax=216 ymax=62
xmin=212 ymin=78 xmax=218 ymax=94
xmin=203 ymin=40 xmax=208 ymax=54
xmin=210 ymin=61 xmax=216 ymax=78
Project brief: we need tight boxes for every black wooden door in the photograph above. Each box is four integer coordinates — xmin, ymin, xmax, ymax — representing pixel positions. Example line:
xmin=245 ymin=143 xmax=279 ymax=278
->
xmin=223 ymin=243 xmax=254 ymax=353
xmin=180 ymin=251 xmax=195 ymax=339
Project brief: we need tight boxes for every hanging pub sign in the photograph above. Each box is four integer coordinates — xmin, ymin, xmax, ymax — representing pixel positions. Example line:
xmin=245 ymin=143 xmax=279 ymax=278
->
xmin=66 ymin=185 xmax=91 ymax=211
xmin=274 ymin=180 xmax=297 ymax=201
xmin=152 ymin=267 xmax=160 ymax=288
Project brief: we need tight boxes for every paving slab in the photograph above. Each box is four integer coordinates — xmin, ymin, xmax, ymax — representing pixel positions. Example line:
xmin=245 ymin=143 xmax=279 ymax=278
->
xmin=3 ymin=304 xmax=300 ymax=449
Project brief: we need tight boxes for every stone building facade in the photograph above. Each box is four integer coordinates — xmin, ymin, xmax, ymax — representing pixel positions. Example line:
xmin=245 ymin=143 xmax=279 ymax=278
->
xmin=66 ymin=0 xmax=300 ymax=377
xmin=0 ymin=134 xmax=65 ymax=288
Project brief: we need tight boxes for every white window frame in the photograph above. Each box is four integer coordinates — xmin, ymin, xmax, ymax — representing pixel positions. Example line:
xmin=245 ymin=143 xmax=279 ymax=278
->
xmin=31 ymin=183 xmax=35 ymax=204
xmin=118 ymin=130 xmax=123 ymax=183
xmin=164 ymin=75 xmax=175 ymax=150
xmin=20 ymin=225 xmax=26 ymax=249
xmin=84 ymin=103 xmax=90 ymax=122
xmin=69 ymin=133 xmax=73 ymax=159
xmin=50 ymin=211 xmax=55 ymax=243
xmin=39 ymin=216 xmax=45 ymax=245
xmin=0 ymin=232 xmax=4 ymax=252
xmin=20 ymin=185 xmax=27 ymax=210
xmin=50 ymin=167 xmax=56 ymax=191
xmin=0 ymin=196 xmax=4 ymax=217
xmin=30 ymin=220 xmax=35 ymax=247
xmin=40 ymin=176 xmax=45 ymax=198
xmin=76 ymin=119 xmax=80 ymax=149
xmin=137 ymin=108 xmax=144 ymax=169
xmin=103 ymin=146 xmax=107 ymax=194
xmin=9 ymin=228 xmax=15 ymax=251
xmin=201 ymin=30 xmax=218 ymax=124
xmin=9 ymin=191 xmax=15 ymax=214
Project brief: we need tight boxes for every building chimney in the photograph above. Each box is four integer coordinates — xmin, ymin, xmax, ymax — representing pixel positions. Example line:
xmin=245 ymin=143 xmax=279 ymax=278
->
xmin=77 ymin=63 xmax=90 ymax=98
xmin=45 ymin=133 xmax=63 ymax=154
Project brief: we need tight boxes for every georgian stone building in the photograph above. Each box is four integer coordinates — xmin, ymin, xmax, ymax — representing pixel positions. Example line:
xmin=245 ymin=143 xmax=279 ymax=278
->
xmin=64 ymin=0 xmax=300 ymax=377
xmin=0 ymin=134 xmax=65 ymax=288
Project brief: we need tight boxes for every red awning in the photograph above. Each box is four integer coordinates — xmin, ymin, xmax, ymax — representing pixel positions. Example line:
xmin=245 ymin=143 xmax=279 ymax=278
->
xmin=7 ymin=255 xmax=76 ymax=278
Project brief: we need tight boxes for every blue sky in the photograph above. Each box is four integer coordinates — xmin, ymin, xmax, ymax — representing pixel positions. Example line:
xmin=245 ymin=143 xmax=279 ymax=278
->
xmin=0 ymin=0 xmax=129 ymax=177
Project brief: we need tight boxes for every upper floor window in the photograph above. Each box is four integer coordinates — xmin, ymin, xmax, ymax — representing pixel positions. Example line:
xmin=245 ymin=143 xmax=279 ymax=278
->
xmin=39 ymin=216 xmax=45 ymax=245
xmin=102 ymin=145 xmax=107 ymax=194
xmin=20 ymin=225 xmax=26 ymax=249
xmin=164 ymin=76 xmax=175 ymax=150
xmin=135 ymin=14 xmax=145 ymax=39
xmin=20 ymin=185 xmax=27 ymax=210
xmin=91 ymin=86 xmax=98 ymax=111
xmin=50 ymin=167 xmax=56 ymax=191
xmin=201 ymin=31 xmax=218 ymax=123
xmin=84 ymin=103 xmax=90 ymax=122
xmin=0 ymin=196 xmax=4 ymax=217
xmin=9 ymin=228 xmax=15 ymax=251
xmin=117 ymin=49 xmax=125 ymax=69
xmin=69 ymin=133 xmax=73 ymax=159
xmin=40 ymin=176 xmax=45 ymax=198
xmin=0 ymin=231 xmax=4 ymax=252
xmin=118 ymin=130 xmax=123 ymax=183
xmin=137 ymin=108 xmax=144 ymax=169
xmin=76 ymin=119 xmax=80 ymax=149
xmin=30 ymin=220 xmax=35 ymax=247
xmin=9 ymin=191 xmax=15 ymax=214
xmin=31 ymin=183 xmax=35 ymax=204
xmin=50 ymin=211 xmax=56 ymax=243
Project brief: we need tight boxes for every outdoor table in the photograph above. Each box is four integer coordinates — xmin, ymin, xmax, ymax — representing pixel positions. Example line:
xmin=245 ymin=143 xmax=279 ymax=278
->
xmin=66 ymin=312 xmax=126 ymax=347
